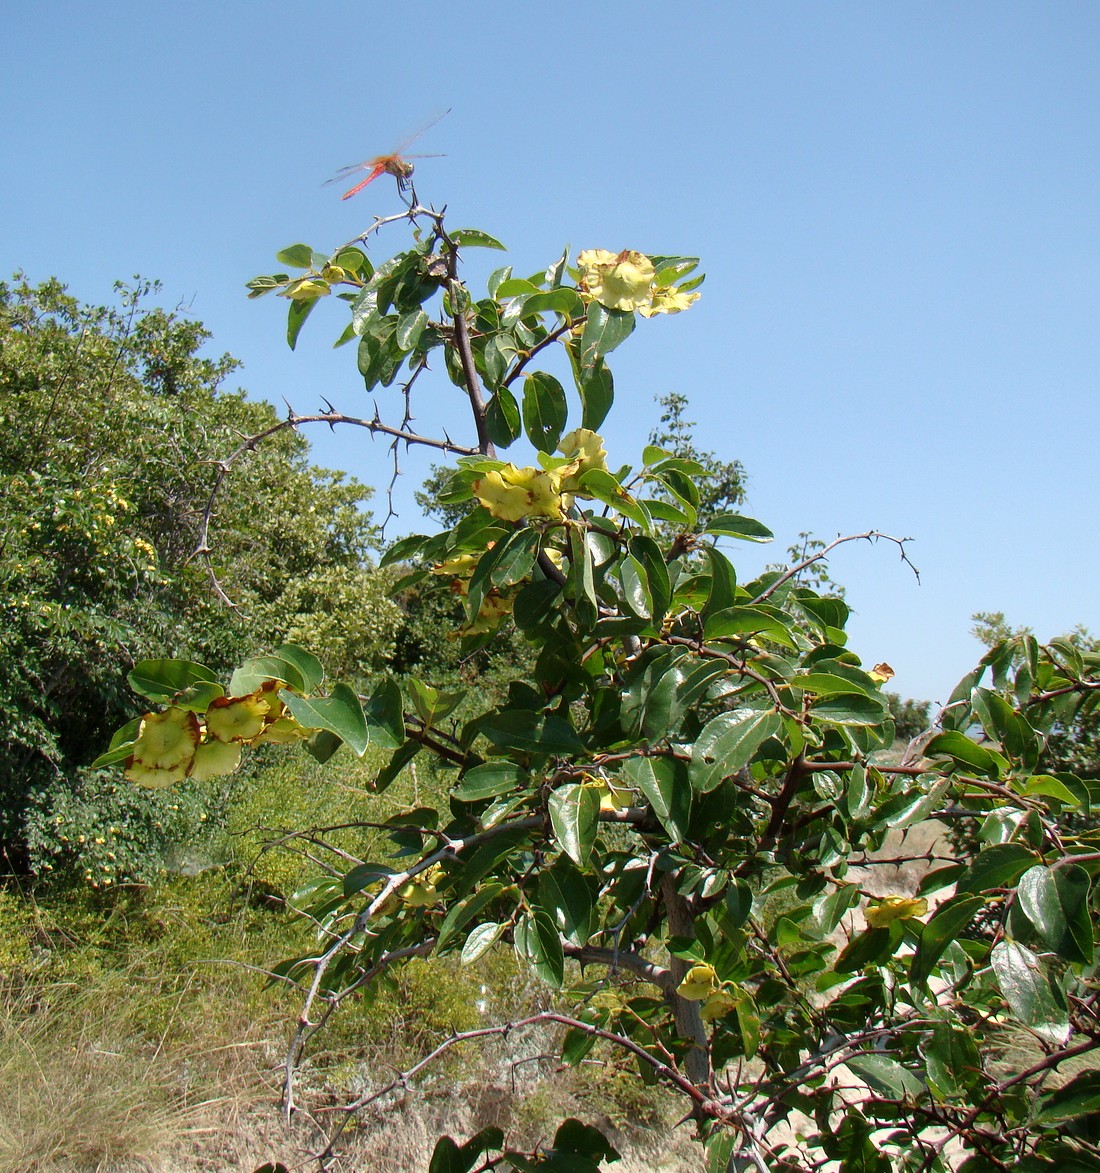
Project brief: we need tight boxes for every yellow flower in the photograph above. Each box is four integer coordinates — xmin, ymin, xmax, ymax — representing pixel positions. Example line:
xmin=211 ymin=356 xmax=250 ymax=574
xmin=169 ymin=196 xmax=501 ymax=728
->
xmin=637 ymin=286 xmax=701 ymax=317
xmin=700 ymin=988 xmax=740 ymax=1021
xmin=205 ymin=692 xmax=270 ymax=743
xmin=125 ymin=708 xmax=200 ymax=788
xmin=557 ymin=429 xmax=608 ymax=492
xmin=397 ymin=863 xmax=444 ymax=907
xmin=676 ymin=963 xmax=720 ymax=1001
xmin=577 ymin=249 xmax=655 ymax=312
xmin=473 ymin=464 xmax=565 ymax=523
xmin=432 ymin=553 xmax=481 ymax=579
xmin=582 ymin=774 xmax=631 ymax=812
xmin=188 ymin=738 xmax=243 ymax=782
xmin=864 ymin=895 xmax=928 ymax=929
xmin=455 ymin=589 xmax=516 ymax=638
xmin=253 ymin=716 xmax=310 ymax=745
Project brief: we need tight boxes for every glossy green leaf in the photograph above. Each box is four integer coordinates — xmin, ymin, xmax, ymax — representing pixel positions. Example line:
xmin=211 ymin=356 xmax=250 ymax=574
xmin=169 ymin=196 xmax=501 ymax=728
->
xmin=955 ymin=843 xmax=1038 ymax=896
xmin=576 ymin=356 xmax=614 ymax=430
xmin=990 ymin=940 xmax=1070 ymax=1044
xmin=1036 ymin=1070 xmax=1100 ymax=1123
xmin=521 ymin=372 xmax=568 ymax=453
xmin=454 ymin=762 xmax=530 ymax=802
xmin=578 ymin=468 xmax=651 ymax=528
xmin=548 ymin=782 xmax=600 ymax=866
xmin=461 ymin=921 xmax=505 ymax=964
xmin=127 ymin=658 xmax=219 ymax=704
xmin=812 ymin=692 xmax=889 ymax=727
xmin=629 ymin=535 xmax=671 ymax=626
xmin=701 ymin=547 xmax=736 ymax=622
xmin=924 ymin=1023 xmax=982 ymax=1099
xmin=485 ymin=388 xmax=522 ymax=447
xmin=690 ymin=709 xmax=782 ymax=792
xmin=1017 ymin=864 xmax=1094 ymax=964
xmin=703 ymin=514 xmax=773 ymax=542
xmin=704 ymin=605 xmax=797 ymax=649
xmin=280 ymin=683 xmax=369 ymax=756
xmin=539 ymin=860 xmax=596 ymax=945
xmin=286 ymin=296 xmax=318 ymax=351
xmin=436 ymin=882 xmax=507 ymax=953
xmin=230 ymin=654 xmax=307 ymax=696
xmin=911 ymin=895 xmax=985 ymax=985
xmin=846 ymin=1054 xmax=926 ymax=1101
xmin=275 ymin=243 xmax=314 ymax=268
xmin=924 ymin=731 xmax=1007 ymax=778
xmin=514 ymin=907 xmax=565 ymax=987
xmin=580 ymin=302 xmax=634 ymax=364
xmin=478 ymin=710 xmax=584 ymax=756
xmin=450 ymin=228 xmax=507 ymax=250
xmin=273 ymin=644 xmax=324 ymax=694
xmin=373 ymin=739 xmax=421 ymax=793
xmin=364 ymin=677 xmax=404 ymax=747
xmin=622 ymin=755 xmax=691 ymax=843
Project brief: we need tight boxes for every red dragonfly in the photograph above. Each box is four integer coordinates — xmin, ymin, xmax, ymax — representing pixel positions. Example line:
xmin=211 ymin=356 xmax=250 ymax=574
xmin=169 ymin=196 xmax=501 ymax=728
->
xmin=328 ymin=109 xmax=451 ymax=200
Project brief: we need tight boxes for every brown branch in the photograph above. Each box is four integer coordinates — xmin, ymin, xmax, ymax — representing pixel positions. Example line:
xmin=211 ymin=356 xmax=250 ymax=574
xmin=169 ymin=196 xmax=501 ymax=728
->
xmin=750 ymin=531 xmax=919 ymax=604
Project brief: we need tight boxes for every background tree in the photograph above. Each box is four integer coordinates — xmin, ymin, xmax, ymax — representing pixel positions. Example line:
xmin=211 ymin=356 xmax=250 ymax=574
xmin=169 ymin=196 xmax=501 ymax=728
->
xmin=1 ymin=275 xmax=399 ymax=880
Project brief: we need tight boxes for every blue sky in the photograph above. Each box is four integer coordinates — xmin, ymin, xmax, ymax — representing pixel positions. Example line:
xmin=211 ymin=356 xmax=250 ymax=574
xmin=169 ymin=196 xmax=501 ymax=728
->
xmin=4 ymin=2 xmax=1098 ymax=705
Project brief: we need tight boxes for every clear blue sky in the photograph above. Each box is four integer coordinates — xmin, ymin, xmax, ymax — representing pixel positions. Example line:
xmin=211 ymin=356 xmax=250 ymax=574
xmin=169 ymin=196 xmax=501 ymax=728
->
xmin=5 ymin=2 xmax=1098 ymax=705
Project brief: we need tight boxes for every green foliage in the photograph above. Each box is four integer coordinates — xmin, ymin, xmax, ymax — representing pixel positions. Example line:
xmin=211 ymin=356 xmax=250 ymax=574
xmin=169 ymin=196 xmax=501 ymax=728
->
xmin=102 ymin=204 xmax=1100 ymax=1170
xmin=0 ymin=274 xmax=398 ymax=879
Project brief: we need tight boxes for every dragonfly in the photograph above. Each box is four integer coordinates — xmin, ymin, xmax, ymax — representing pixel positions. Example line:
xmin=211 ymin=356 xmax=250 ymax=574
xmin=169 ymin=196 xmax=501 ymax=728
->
xmin=327 ymin=109 xmax=451 ymax=200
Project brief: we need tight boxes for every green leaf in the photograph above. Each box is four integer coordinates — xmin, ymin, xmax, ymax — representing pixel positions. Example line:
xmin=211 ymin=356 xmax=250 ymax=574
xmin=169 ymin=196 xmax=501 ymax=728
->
xmin=286 ymin=296 xmax=318 ymax=350
xmin=379 ymin=532 xmax=431 ymax=569
xmin=436 ymin=882 xmax=507 ymax=953
xmin=548 ymin=783 xmax=600 ymax=866
xmin=373 ymin=739 xmax=421 ymax=792
xmin=704 ymin=605 xmax=797 ymax=649
xmin=690 ymin=709 xmax=782 ymax=792
xmin=580 ymin=301 xmax=634 ymax=364
xmin=576 ymin=356 xmax=613 ymax=430
xmin=275 ymin=243 xmax=314 ymax=268
xmin=272 ymin=644 xmax=324 ymax=694
xmin=846 ymin=1053 xmax=926 ymax=1101
xmin=990 ymin=939 xmax=1070 ymax=1044
xmin=701 ymin=547 xmax=736 ymax=622
xmin=835 ymin=924 xmax=901 ymax=973
xmin=396 ymin=308 xmax=428 ymax=350
xmin=280 ymin=683 xmax=369 ymax=756
xmin=621 ymin=755 xmax=691 ymax=843
xmin=1016 ymin=864 xmax=1094 ymax=964
xmin=629 ymin=536 xmax=671 ymax=626
xmin=924 ymin=731 xmax=1007 ymax=778
xmin=955 ymin=843 xmax=1038 ymax=896
xmin=550 ymin=1119 xmax=619 ymax=1162
xmin=485 ymin=388 xmax=522 ymax=447
xmin=522 ymin=372 xmax=568 ymax=453
xmin=619 ymin=554 xmax=652 ymax=619
xmin=128 ymin=658 xmax=219 ymax=704
xmin=466 ymin=527 xmax=538 ymax=621
xmin=514 ymin=908 xmax=564 ymax=987
xmin=230 ymin=654 xmax=307 ymax=696
xmin=924 ymin=1023 xmax=982 ymax=1099
xmin=455 ymin=762 xmax=529 ymax=802
xmin=364 ymin=677 xmax=404 ymax=748
xmin=461 ymin=921 xmax=505 ymax=964
xmin=1036 ymin=1070 xmax=1100 ymax=1123
xmin=703 ymin=514 xmax=773 ymax=542
xmin=539 ymin=860 xmax=596 ymax=945
xmin=477 ymin=710 xmax=584 ymax=755
xmin=816 ymin=884 xmax=862 ymax=935
xmin=450 ymin=228 xmax=507 ymax=250
xmin=811 ymin=693 xmax=889 ymax=727
xmin=578 ymin=469 xmax=651 ymax=529
xmin=911 ymin=894 xmax=985 ymax=985
xmin=90 ymin=716 xmax=142 ymax=767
